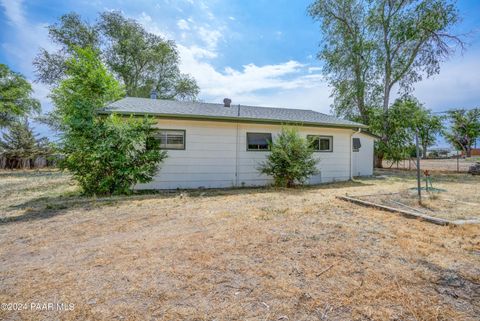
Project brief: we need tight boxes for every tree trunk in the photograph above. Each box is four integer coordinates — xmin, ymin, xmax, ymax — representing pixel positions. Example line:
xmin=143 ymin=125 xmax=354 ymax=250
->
xmin=375 ymin=151 xmax=384 ymax=168
xmin=358 ymin=97 xmax=367 ymax=124
xmin=422 ymin=143 xmax=428 ymax=159
xmin=466 ymin=146 xmax=472 ymax=157
xmin=380 ymin=75 xmax=391 ymax=169
xmin=354 ymin=62 xmax=368 ymax=124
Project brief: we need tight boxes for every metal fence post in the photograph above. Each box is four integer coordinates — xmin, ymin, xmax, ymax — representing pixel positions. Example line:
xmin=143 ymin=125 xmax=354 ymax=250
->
xmin=415 ymin=131 xmax=422 ymax=203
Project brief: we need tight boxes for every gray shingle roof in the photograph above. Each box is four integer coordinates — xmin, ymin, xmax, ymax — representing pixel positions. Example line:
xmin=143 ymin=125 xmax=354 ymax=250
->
xmin=100 ymin=97 xmax=367 ymax=128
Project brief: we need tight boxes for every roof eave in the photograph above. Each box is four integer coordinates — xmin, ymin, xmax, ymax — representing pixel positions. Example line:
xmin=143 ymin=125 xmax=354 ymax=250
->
xmin=97 ymin=110 xmax=368 ymax=129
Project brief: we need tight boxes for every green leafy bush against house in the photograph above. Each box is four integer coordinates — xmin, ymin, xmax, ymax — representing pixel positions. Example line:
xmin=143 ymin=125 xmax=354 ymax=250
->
xmin=259 ymin=127 xmax=319 ymax=187
xmin=52 ymin=46 xmax=166 ymax=195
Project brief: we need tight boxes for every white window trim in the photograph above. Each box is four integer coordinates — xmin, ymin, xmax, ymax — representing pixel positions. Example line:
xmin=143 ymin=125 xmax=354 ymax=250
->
xmin=246 ymin=132 xmax=272 ymax=151
xmin=307 ymin=135 xmax=333 ymax=152
xmin=156 ymin=129 xmax=186 ymax=150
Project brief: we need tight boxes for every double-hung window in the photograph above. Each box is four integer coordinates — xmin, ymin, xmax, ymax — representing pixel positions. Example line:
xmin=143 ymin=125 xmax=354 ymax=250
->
xmin=155 ymin=129 xmax=186 ymax=150
xmin=247 ymin=132 xmax=272 ymax=151
xmin=307 ymin=135 xmax=333 ymax=152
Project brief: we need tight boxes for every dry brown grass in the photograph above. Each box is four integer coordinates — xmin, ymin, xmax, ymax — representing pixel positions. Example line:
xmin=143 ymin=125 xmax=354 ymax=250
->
xmin=0 ymin=170 xmax=479 ymax=320
xmin=363 ymin=170 xmax=480 ymax=221
xmin=382 ymin=158 xmax=477 ymax=172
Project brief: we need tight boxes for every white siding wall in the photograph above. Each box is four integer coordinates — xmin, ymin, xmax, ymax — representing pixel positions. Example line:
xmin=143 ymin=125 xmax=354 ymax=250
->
xmin=135 ymin=119 xmax=364 ymax=190
xmin=351 ymin=132 xmax=375 ymax=177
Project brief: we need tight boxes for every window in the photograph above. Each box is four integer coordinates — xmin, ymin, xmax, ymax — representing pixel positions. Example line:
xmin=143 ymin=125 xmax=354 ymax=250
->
xmin=155 ymin=129 xmax=185 ymax=150
xmin=307 ymin=135 xmax=333 ymax=152
xmin=352 ymin=138 xmax=361 ymax=152
xmin=247 ymin=132 xmax=272 ymax=151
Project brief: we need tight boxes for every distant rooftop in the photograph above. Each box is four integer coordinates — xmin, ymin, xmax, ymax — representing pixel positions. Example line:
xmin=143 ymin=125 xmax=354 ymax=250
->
xmin=100 ymin=97 xmax=367 ymax=129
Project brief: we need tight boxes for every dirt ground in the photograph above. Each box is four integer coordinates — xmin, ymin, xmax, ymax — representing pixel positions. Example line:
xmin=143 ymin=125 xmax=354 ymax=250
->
xmin=0 ymin=170 xmax=479 ymax=321
xmin=350 ymin=170 xmax=480 ymax=222
xmin=382 ymin=158 xmax=479 ymax=172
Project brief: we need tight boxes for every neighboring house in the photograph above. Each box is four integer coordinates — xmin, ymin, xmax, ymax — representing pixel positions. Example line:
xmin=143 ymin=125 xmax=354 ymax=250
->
xmin=100 ymin=97 xmax=375 ymax=189
xmin=426 ymin=147 xmax=454 ymax=158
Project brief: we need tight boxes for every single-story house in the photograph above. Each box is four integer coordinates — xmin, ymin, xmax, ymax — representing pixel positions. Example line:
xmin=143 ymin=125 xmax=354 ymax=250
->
xmin=100 ymin=96 xmax=376 ymax=189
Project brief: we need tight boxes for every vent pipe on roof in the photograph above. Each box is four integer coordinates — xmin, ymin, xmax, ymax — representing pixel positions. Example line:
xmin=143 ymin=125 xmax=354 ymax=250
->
xmin=150 ymin=90 xmax=157 ymax=100
xmin=223 ymin=98 xmax=232 ymax=107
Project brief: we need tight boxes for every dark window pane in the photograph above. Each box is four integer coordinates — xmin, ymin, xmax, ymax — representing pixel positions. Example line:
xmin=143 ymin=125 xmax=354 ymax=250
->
xmin=247 ymin=133 xmax=271 ymax=150
xmin=308 ymin=135 xmax=332 ymax=151
xmin=352 ymin=138 xmax=361 ymax=149
xmin=155 ymin=130 xmax=185 ymax=149
xmin=319 ymin=138 xmax=330 ymax=151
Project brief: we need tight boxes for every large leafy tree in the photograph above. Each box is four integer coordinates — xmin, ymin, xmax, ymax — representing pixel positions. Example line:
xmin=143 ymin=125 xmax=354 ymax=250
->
xmin=52 ymin=46 xmax=166 ymax=195
xmin=309 ymin=0 xmax=464 ymax=167
xmin=308 ymin=0 xmax=379 ymax=124
xmin=444 ymin=109 xmax=480 ymax=157
xmin=0 ymin=64 xmax=40 ymax=128
xmin=33 ymin=13 xmax=99 ymax=85
xmin=371 ymin=0 xmax=463 ymax=112
xmin=34 ymin=11 xmax=199 ymax=101
xmin=98 ymin=12 xmax=199 ymax=99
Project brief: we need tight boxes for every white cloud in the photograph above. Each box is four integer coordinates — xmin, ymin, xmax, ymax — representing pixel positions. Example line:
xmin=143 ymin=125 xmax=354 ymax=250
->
xmin=186 ymin=45 xmax=217 ymax=59
xmin=196 ymin=26 xmax=223 ymax=49
xmin=0 ymin=0 xmax=53 ymax=112
xmin=132 ymin=3 xmax=331 ymax=112
xmin=308 ymin=66 xmax=322 ymax=73
xmin=0 ymin=0 xmax=25 ymax=26
xmin=2 ymin=0 xmax=333 ymax=124
xmin=178 ymin=44 xmax=328 ymax=108
xmin=177 ymin=18 xmax=190 ymax=30
xmin=243 ymin=86 xmax=333 ymax=113
xmin=137 ymin=12 xmax=172 ymax=39
xmin=412 ymin=52 xmax=480 ymax=111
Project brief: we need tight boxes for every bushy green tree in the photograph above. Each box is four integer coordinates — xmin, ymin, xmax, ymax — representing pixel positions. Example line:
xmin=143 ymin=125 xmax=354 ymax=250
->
xmin=52 ymin=46 xmax=166 ymax=195
xmin=259 ymin=127 xmax=318 ymax=187
xmin=98 ymin=11 xmax=199 ymax=100
xmin=444 ymin=109 xmax=480 ymax=157
xmin=67 ymin=115 xmax=166 ymax=195
xmin=0 ymin=64 xmax=40 ymax=127
xmin=369 ymin=97 xmax=442 ymax=163
xmin=308 ymin=0 xmax=379 ymax=124
xmin=417 ymin=110 xmax=443 ymax=159
xmin=34 ymin=11 xmax=199 ymax=101
xmin=0 ymin=118 xmax=52 ymax=169
xmin=309 ymin=0 xmax=464 ymax=167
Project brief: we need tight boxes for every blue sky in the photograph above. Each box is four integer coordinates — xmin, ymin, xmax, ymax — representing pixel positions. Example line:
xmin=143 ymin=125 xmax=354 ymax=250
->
xmin=1 ymin=0 xmax=480 ymax=145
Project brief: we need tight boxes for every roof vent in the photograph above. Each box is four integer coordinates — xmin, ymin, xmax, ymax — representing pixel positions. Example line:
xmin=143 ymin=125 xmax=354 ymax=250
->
xmin=150 ymin=89 xmax=157 ymax=100
xmin=223 ymin=98 xmax=231 ymax=107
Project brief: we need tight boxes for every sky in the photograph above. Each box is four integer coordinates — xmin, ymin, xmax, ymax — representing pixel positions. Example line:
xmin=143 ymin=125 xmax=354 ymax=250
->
xmin=1 ymin=0 xmax=480 ymax=146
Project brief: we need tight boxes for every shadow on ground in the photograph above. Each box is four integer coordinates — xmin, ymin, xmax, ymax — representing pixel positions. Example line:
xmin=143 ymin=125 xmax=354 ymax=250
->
xmin=1 ymin=180 xmax=373 ymax=226
xmin=416 ymin=259 xmax=480 ymax=318
xmin=0 ymin=170 xmax=62 ymax=178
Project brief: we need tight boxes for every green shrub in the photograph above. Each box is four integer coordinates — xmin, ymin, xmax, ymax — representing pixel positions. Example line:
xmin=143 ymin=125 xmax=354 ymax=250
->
xmin=52 ymin=46 xmax=166 ymax=195
xmin=64 ymin=115 xmax=167 ymax=195
xmin=259 ymin=127 xmax=319 ymax=187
